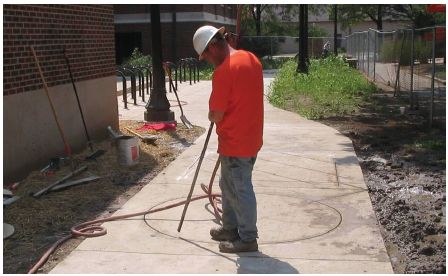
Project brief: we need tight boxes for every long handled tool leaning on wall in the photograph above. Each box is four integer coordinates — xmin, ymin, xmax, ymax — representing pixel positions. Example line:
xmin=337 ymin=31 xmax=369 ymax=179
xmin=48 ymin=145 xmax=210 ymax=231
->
xmin=63 ymin=47 xmax=105 ymax=160
xmin=30 ymin=46 xmax=75 ymax=171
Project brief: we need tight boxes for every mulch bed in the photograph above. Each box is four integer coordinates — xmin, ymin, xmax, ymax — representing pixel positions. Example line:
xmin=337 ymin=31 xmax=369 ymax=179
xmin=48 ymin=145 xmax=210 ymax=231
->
xmin=3 ymin=120 xmax=204 ymax=274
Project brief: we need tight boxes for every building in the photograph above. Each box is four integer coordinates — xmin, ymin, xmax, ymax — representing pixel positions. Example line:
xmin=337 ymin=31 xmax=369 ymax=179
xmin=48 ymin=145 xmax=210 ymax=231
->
xmin=114 ymin=4 xmax=238 ymax=64
xmin=3 ymin=4 xmax=117 ymax=182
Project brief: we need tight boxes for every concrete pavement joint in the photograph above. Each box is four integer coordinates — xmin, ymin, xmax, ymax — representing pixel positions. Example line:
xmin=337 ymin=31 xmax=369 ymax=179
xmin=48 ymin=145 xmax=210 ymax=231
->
xmin=75 ymin=248 xmax=387 ymax=263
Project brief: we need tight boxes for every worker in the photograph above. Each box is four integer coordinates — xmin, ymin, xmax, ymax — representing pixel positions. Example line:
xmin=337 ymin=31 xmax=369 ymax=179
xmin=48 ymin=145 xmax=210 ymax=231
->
xmin=192 ymin=25 xmax=264 ymax=253
xmin=322 ymin=41 xmax=331 ymax=58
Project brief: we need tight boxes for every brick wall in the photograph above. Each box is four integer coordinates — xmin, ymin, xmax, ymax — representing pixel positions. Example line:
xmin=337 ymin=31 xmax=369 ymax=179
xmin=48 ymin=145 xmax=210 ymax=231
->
xmin=3 ymin=4 xmax=115 ymax=96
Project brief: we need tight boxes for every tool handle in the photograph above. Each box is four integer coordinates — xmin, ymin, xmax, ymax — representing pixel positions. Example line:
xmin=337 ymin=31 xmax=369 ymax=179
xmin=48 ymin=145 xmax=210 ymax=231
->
xmin=124 ymin=127 xmax=144 ymax=139
xmin=63 ymin=48 xmax=93 ymax=152
xmin=177 ymin=122 xmax=214 ymax=232
xmin=32 ymin=165 xmax=87 ymax=198
xmin=163 ymin=64 xmax=185 ymax=115
xmin=30 ymin=46 xmax=73 ymax=160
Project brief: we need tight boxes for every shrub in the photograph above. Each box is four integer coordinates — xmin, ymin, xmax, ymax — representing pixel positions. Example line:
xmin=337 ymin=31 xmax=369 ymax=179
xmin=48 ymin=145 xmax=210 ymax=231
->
xmin=197 ymin=61 xmax=214 ymax=80
xmin=122 ymin=48 xmax=152 ymax=67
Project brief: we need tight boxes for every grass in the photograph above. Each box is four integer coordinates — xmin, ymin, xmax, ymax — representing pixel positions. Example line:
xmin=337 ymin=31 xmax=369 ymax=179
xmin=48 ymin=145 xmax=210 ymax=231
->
xmin=269 ymin=56 xmax=377 ymax=119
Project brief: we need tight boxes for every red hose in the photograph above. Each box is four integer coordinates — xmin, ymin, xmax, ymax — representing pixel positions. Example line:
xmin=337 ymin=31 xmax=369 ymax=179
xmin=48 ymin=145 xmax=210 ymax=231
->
xmin=28 ymin=190 xmax=222 ymax=274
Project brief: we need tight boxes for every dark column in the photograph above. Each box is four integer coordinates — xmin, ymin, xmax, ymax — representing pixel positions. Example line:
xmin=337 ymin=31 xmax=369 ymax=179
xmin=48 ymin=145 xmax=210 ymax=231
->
xmin=334 ymin=4 xmax=338 ymax=56
xmin=304 ymin=5 xmax=309 ymax=65
xmin=171 ymin=5 xmax=177 ymax=62
xmin=145 ymin=4 xmax=175 ymax=122
xmin=296 ymin=4 xmax=308 ymax=74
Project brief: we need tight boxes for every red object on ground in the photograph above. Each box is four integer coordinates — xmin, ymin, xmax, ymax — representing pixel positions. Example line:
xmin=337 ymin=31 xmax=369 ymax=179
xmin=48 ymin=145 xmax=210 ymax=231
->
xmin=137 ymin=122 xmax=177 ymax=131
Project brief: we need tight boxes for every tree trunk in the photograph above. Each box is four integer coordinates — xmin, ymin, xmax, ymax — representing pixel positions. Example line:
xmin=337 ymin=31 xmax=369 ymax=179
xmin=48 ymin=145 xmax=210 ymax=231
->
xmin=377 ymin=5 xmax=383 ymax=30
xmin=297 ymin=5 xmax=308 ymax=74
xmin=255 ymin=4 xmax=262 ymax=36
xmin=333 ymin=4 xmax=338 ymax=56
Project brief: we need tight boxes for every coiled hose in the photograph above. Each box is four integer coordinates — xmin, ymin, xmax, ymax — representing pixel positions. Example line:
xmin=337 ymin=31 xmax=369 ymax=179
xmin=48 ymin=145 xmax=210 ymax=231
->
xmin=28 ymin=159 xmax=222 ymax=274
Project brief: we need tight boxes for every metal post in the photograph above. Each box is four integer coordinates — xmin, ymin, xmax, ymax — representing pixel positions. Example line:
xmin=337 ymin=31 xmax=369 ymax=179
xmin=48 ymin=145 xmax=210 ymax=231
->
xmin=357 ymin=34 xmax=360 ymax=66
xmin=189 ymin=59 xmax=192 ymax=85
xmin=410 ymin=28 xmax=415 ymax=109
xmin=183 ymin=59 xmax=187 ymax=82
xmin=373 ymin=31 xmax=377 ymax=81
xmin=297 ymin=4 xmax=308 ymax=73
xmin=367 ymin=30 xmax=370 ymax=76
xmin=361 ymin=33 xmax=365 ymax=73
xmin=429 ymin=27 xmax=436 ymax=128
xmin=334 ymin=4 xmax=338 ymax=56
xmin=117 ymin=69 xmax=127 ymax=109
xmin=175 ymin=65 xmax=178 ymax=89
xmin=144 ymin=4 xmax=174 ymax=122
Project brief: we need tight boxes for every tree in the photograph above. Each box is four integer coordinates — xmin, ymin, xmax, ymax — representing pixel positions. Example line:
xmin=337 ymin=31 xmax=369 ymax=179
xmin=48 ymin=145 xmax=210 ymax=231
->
xmin=332 ymin=5 xmax=384 ymax=32
xmin=241 ymin=4 xmax=330 ymax=37
xmin=387 ymin=4 xmax=445 ymax=28
xmin=332 ymin=4 xmax=445 ymax=33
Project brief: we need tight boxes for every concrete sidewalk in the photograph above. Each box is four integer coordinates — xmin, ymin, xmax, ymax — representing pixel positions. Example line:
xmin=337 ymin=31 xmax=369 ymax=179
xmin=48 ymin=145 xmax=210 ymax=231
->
xmin=50 ymin=74 xmax=393 ymax=273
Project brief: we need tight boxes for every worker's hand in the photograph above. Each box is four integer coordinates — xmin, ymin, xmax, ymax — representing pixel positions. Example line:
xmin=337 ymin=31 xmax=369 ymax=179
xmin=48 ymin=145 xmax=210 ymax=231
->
xmin=208 ymin=111 xmax=224 ymax=123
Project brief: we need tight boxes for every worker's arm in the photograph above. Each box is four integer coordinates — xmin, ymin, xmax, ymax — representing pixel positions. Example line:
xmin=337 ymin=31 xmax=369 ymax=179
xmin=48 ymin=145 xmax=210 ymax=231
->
xmin=208 ymin=110 xmax=224 ymax=123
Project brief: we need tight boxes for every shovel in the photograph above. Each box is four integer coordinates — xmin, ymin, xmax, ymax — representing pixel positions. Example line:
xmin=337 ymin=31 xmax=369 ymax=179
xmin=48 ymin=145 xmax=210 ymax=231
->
xmin=124 ymin=127 xmax=157 ymax=143
xmin=163 ymin=64 xmax=194 ymax=129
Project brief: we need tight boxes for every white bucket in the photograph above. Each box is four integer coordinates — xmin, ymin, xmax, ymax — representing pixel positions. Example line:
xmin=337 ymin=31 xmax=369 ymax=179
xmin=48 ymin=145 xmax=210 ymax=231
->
xmin=117 ymin=136 xmax=140 ymax=166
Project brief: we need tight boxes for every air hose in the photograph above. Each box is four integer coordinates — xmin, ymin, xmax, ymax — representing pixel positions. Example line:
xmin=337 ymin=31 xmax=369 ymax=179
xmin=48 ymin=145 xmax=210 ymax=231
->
xmin=28 ymin=172 xmax=222 ymax=274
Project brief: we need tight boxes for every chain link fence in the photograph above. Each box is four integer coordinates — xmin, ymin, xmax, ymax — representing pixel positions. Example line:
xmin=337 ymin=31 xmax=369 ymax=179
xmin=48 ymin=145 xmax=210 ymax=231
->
xmin=239 ymin=36 xmax=347 ymax=58
xmin=346 ymin=26 xmax=446 ymax=127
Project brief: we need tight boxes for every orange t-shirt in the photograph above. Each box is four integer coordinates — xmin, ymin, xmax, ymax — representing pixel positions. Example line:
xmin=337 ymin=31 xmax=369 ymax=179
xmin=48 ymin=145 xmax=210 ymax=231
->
xmin=209 ymin=50 xmax=264 ymax=157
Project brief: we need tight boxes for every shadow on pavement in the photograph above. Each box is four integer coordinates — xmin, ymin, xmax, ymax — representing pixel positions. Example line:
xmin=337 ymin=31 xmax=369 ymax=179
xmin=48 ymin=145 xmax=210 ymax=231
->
xmin=180 ymin=237 xmax=299 ymax=273
xmin=237 ymin=252 xmax=299 ymax=274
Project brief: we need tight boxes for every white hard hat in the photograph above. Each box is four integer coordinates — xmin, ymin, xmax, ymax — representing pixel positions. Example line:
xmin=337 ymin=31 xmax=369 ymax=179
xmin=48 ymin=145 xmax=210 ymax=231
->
xmin=193 ymin=25 xmax=225 ymax=59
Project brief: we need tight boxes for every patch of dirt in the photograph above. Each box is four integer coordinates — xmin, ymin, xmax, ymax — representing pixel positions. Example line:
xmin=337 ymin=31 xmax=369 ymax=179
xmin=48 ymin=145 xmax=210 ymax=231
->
xmin=319 ymin=91 xmax=446 ymax=274
xmin=3 ymin=121 xmax=204 ymax=274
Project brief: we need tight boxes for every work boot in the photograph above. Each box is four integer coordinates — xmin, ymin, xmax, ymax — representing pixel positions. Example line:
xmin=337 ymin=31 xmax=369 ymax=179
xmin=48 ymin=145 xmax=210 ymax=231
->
xmin=219 ymin=239 xmax=258 ymax=253
xmin=210 ymin=227 xmax=239 ymax=241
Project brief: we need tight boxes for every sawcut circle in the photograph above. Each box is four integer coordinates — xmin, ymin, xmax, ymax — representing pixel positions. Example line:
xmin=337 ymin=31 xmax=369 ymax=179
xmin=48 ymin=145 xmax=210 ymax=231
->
xmin=144 ymin=192 xmax=342 ymax=245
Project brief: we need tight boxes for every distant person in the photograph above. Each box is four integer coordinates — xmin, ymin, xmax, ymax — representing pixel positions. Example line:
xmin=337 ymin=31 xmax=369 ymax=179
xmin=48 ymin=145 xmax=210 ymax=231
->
xmin=192 ymin=25 xmax=264 ymax=253
xmin=322 ymin=41 xmax=330 ymax=58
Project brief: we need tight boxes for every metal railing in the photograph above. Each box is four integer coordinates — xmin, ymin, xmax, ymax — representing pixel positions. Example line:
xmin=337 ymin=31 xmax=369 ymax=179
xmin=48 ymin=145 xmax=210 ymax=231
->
xmin=116 ymin=58 xmax=201 ymax=107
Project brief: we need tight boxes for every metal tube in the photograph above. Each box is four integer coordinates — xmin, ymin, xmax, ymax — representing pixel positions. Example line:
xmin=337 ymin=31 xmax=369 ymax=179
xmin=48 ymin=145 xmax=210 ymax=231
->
xmin=367 ymin=30 xmax=370 ymax=76
xmin=117 ymin=69 xmax=127 ymax=109
xmin=410 ymin=28 xmax=415 ymax=109
xmin=373 ymin=31 xmax=377 ymax=81
xmin=429 ymin=27 xmax=436 ymax=127
xmin=177 ymin=122 xmax=214 ymax=232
